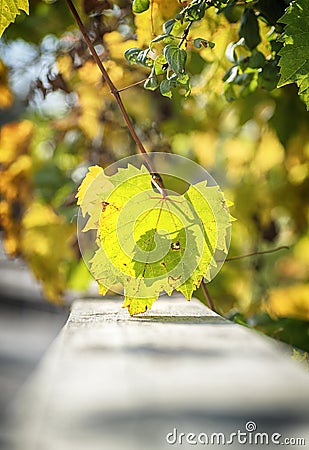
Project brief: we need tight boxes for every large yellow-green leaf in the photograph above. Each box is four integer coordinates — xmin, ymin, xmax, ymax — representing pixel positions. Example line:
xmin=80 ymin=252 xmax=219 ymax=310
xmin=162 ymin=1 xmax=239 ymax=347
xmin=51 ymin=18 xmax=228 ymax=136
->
xmin=0 ymin=0 xmax=29 ymax=37
xmin=78 ymin=164 xmax=232 ymax=315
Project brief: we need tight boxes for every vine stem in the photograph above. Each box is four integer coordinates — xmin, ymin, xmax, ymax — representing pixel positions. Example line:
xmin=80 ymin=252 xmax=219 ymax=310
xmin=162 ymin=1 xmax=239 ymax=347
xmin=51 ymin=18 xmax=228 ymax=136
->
xmin=66 ymin=0 xmax=156 ymax=174
xmin=117 ymin=77 xmax=151 ymax=93
xmin=178 ymin=21 xmax=193 ymax=48
xmin=201 ymin=280 xmax=216 ymax=312
xmin=225 ymin=245 xmax=289 ymax=262
xmin=66 ymin=0 xmax=213 ymax=308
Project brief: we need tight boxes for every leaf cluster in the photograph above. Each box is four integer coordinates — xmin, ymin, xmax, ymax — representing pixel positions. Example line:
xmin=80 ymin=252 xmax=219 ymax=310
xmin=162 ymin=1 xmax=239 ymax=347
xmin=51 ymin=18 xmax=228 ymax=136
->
xmin=278 ymin=0 xmax=309 ymax=109
xmin=125 ymin=0 xmax=309 ymax=109
xmin=0 ymin=0 xmax=308 ymax=346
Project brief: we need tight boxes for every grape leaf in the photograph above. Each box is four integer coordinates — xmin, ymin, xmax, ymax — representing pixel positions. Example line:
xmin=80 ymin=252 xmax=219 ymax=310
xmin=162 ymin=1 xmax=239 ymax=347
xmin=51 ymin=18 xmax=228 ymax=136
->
xmin=132 ymin=0 xmax=150 ymax=14
xmin=21 ymin=203 xmax=74 ymax=304
xmin=0 ymin=0 xmax=29 ymax=37
xmin=77 ymin=164 xmax=232 ymax=315
xmin=76 ymin=165 xmax=113 ymax=232
xmin=278 ymin=0 xmax=309 ymax=110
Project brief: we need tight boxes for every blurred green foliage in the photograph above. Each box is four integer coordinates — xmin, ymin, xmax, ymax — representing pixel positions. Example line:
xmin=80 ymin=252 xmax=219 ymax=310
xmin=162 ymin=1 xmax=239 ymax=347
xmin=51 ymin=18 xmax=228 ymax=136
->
xmin=0 ymin=0 xmax=308 ymax=349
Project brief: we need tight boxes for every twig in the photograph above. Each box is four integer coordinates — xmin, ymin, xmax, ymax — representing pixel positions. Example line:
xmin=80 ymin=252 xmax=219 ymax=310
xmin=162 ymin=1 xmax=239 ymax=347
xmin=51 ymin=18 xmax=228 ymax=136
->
xmin=225 ymin=245 xmax=289 ymax=262
xmin=178 ymin=21 xmax=193 ymax=48
xmin=150 ymin=0 xmax=155 ymax=37
xmin=66 ymin=0 xmax=156 ymax=175
xmin=117 ymin=77 xmax=151 ymax=93
xmin=66 ymin=0 xmax=210 ymax=307
xmin=201 ymin=280 xmax=216 ymax=312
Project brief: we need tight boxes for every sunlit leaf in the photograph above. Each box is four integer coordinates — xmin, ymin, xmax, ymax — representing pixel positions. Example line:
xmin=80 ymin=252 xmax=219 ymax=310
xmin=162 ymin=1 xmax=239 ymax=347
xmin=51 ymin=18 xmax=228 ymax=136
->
xmin=78 ymin=164 xmax=232 ymax=315
xmin=265 ymin=284 xmax=309 ymax=321
xmin=0 ymin=121 xmax=33 ymax=256
xmin=21 ymin=203 xmax=74 ymax=304
xmin=0 ymin=60 xmax=13 ymax=107
xmin=0 ymin=0 xmax=29 ymax=36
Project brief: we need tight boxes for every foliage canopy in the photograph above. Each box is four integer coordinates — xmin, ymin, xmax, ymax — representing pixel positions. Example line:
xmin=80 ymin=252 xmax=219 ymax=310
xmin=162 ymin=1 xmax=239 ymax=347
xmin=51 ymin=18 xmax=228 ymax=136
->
xmin=0 ymin=0 xmax=308 ymax=347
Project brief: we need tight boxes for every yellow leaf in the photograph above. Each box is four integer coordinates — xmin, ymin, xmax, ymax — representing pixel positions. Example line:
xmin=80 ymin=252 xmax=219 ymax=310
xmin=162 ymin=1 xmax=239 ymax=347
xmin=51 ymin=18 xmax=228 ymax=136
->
xmin=98 ymin=282 xmax=109 ymax=296
xmin=253 ymin=131 xmax=284 ymax=175
xmin=154 ymin=0 xmax=179 ymax=20
xmin=265 ymin=284 xmax=309 ymax=321
xmin=0 ymin=0 xmax=29 ymax=37
xmin=0 ymin=120 xmax=33 ymax=164
xmin=22 ymin=203 xmax=63 ymax=227
xmin=77 ymin=84 xmax=102 ymax=139
xmin=0 ymin=155 xmax=32 ymax=199
xmin=78 ymin=60 xmax=102 ymax=85
xmin=0 ymin=123 xmax=33 ymax=257
xmin=21 ymin=203 xmax=74 ymax=304
xmin=0 ymin=60 xmax=13 ymax=108
xmin=0 ymin=200 xmax=20 ymax=255
xmin=103 ymin=31 xmax=137 ymax=61
xmin=57 ymin=55 xmax=72 ymax=80
xmin=191 ymin=131 xmax=216 ymax=169
xmin=76 ymin=165 xmax=103 ymax=206
xmin=123 ymin=296 xmax=157 ymax=316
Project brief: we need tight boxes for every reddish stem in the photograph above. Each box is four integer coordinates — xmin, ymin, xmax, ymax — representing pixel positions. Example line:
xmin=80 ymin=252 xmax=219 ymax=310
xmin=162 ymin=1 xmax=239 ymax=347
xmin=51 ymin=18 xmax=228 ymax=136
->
xmin=201 ymin=280 xmax=216 ymax=312
xmin=66 ymin=0 xmax=156 ymax=174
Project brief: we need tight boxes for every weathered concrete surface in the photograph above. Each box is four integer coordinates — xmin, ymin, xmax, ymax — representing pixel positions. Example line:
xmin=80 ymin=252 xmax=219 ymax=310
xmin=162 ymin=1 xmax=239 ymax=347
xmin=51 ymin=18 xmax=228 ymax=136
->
xmin=8 ymin=297 xmax=309 ymax=450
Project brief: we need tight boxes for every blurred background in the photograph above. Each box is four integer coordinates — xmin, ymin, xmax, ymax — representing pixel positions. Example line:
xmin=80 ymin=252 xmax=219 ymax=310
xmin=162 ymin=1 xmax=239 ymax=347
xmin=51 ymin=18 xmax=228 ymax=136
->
xmin=0 ymin=0 xmax=308 ymax=438
xmin=0 ymin=240 xmax=68 ymax=448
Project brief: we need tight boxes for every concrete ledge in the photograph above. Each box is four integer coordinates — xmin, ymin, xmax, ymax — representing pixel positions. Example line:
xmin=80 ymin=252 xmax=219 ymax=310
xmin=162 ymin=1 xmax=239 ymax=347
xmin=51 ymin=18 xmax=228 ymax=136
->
xmin=8 ymin=296 xmax=309 ymax=449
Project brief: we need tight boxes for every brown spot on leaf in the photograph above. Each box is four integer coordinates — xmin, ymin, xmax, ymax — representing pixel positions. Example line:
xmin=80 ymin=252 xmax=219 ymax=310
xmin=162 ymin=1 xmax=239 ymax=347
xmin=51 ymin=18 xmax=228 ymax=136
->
xmin=168 ymin=275 xmax=181 ymax=286
xmin=171 ymin=241 xmax=180 ymax=250
xmin=102 ymin=201 xmax=109 ymax=211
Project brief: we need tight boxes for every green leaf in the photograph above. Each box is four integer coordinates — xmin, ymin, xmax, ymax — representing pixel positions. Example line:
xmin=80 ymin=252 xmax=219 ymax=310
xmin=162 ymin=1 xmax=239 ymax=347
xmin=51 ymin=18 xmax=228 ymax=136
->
xmin=238 ymin=9 xmax=261 ymax=50
xmin=160 ymin=79 xmax=173 ymax=98
xmin=163 ymin=18 xmax=176 ymax=34
xmin=136 ymin=48 xmax=153 ymax=67
xmin=78 ymin=164 xmax=232 ymax=315
xmin=278 ymin=0 xmax=309 ymax=109
xmin=0 ymin=0 xmax=29 ymax=37
xmin=223 ymin=65 xmax=239 ymax=83
xmin=223 ymin=83 xmax=237 ymax=102
xmin=177 ymin=73 xmax=189 ymax=85
xmin=258 ymin=59 xmax=279 ymax=91
xmin=163 ymin=44 xmax=187 ymax=74
xmin=194 ymin=38 xmax=215 ymax=49
xmin=144 ymin=69 xmax=159 ymax=91
xmin=124 ymin=47 xmax=153 ymax=68
xmin=223 ymin=4 xmax=242 ymax=24
xmin=248 ymin=50 xmax=266 ymax=69
xmin=132 ymin=0 xmax=150 ymax=14
xmin=150 ymin=34 xmax=169 ymax=49
xmin=124 ymin=47 xmax=143 ymax=64
xmin=183 ymin=0 xmax=206 ymax=22
xmin=154 ymin=54 xmax=168 ymax=75
xmin=225 ymin=39 xmax=245 ymax=63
